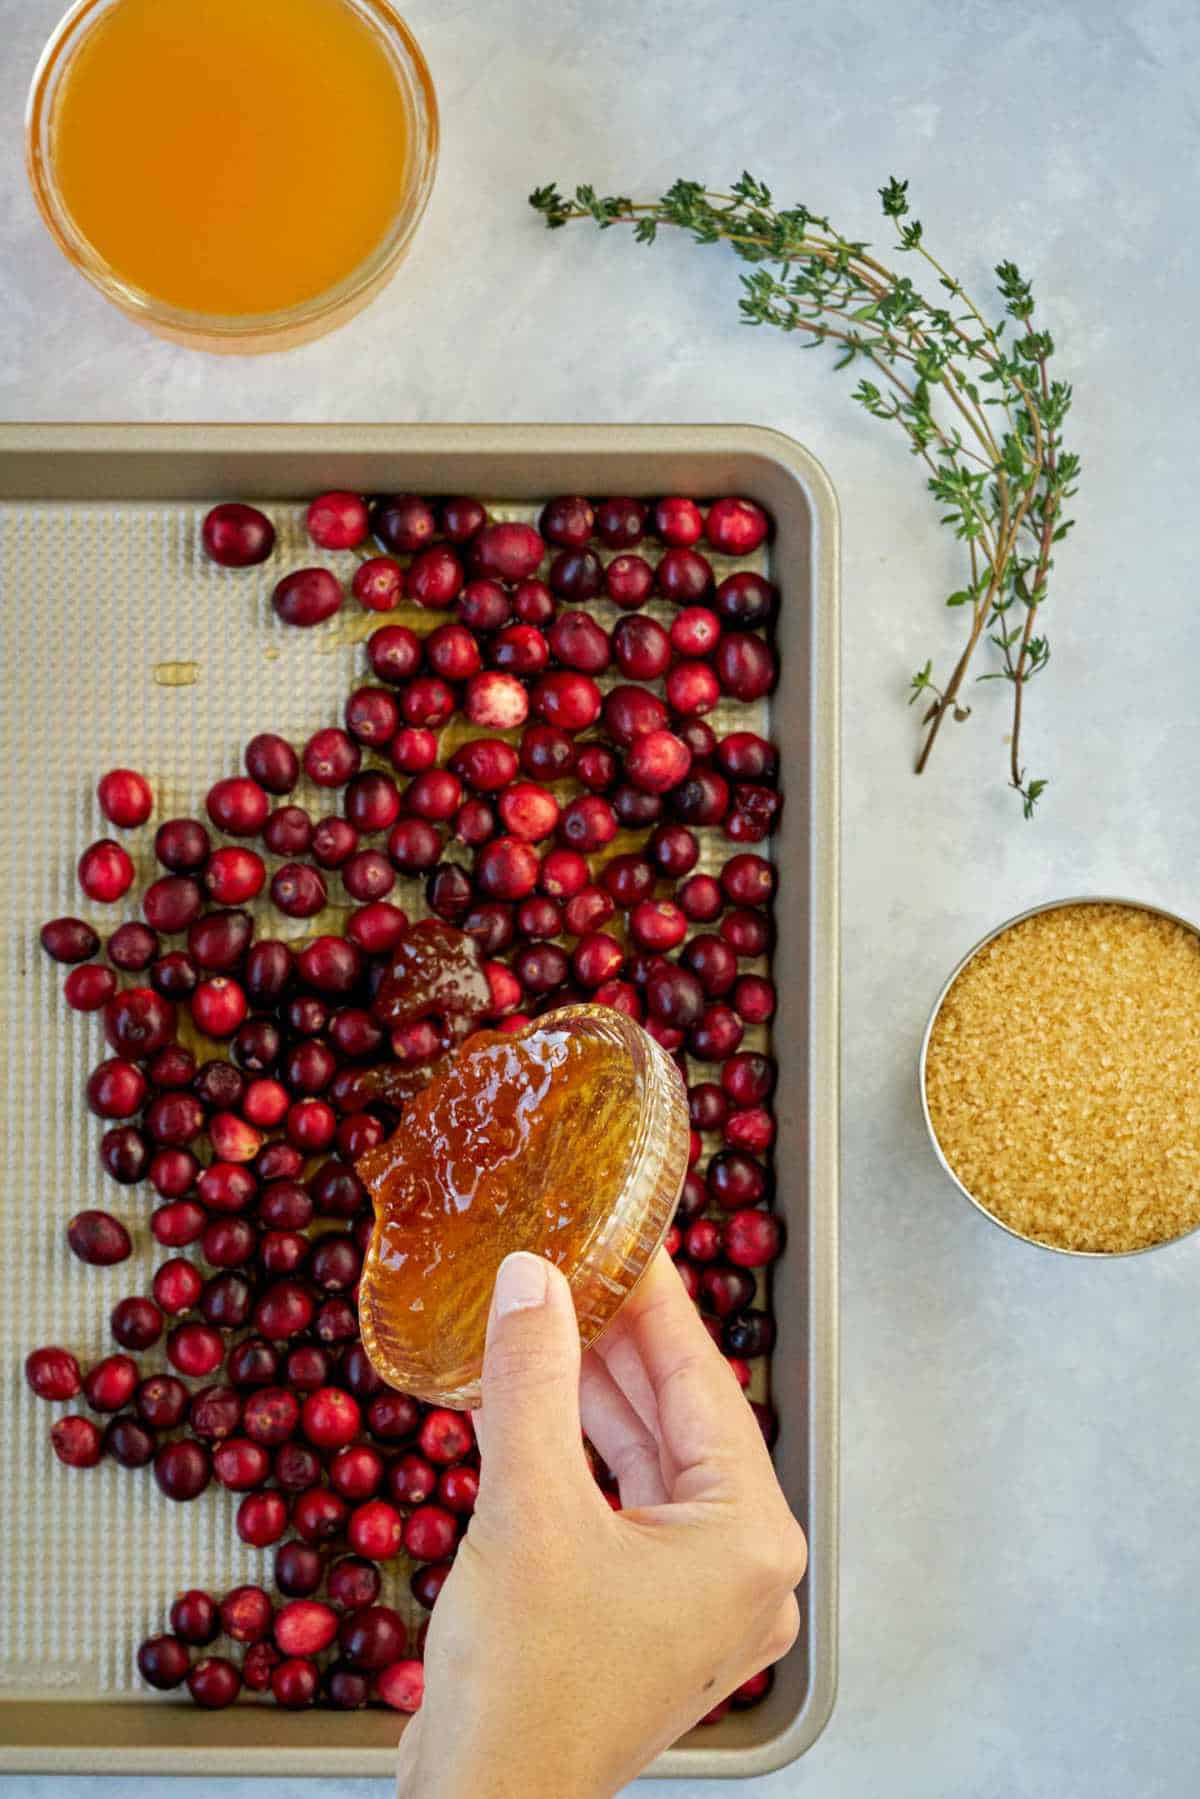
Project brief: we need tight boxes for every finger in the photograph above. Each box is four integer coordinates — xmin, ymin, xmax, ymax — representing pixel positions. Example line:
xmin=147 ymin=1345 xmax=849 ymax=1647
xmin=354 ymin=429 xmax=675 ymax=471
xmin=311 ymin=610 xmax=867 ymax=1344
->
xmin=475 ymin=1252 xmax=595 ymax=1517
xmin=579 ymin=1350 xmax=670 ymax=1509
xmin=598 ymin=1251 xmax=767 ymax=1501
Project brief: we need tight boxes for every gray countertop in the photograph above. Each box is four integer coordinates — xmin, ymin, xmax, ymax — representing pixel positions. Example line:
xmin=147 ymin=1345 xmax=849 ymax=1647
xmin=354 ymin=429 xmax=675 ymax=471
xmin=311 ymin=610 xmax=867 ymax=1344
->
xmin=3 ymin=0 xmax=1200 ymax=1794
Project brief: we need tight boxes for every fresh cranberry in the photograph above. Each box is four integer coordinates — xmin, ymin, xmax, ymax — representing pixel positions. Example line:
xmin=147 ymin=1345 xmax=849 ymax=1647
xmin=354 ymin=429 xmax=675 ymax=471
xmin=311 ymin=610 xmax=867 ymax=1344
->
xmin=50 ymin=1413 xmax=103 ymax=1467
xmin=255 ymin=1141 xmax=303 ymax=1183
xmin=150 ymin=950 xmax=198 ymax=999
xmin=725 ymin=1106 xmax=776 ymax=1154
xmin=630 ymin=900 xmax=687 ymax=952
xmin=85 ymin=1057 xmax=145 ymax=1121
xmin=254 ymin=1280 xmax=316 ymax=1340
xmin=245 ymin=731 xmax=300 ymax=793
xmin=464 ymin=670 xmax=530 ymax=731
xmin=188 ymin=1381 xmax=243 ymax=1440
xmin=599 ymin=553 xmax=652 ymax=612
xmin=707 ymin=1150 xmax=768 ymax=1210
xmin=662 ymin=662 xmax=718 ymax=720
xmin=340 ymin=849 xmax=394 ymax=903
xmin=724 ymin=1308 xmax=776 ymax=1358
xmin=657 ymin=546 xmax=714 ymax=604
xmin=717 ymin=633 xmax=777 ymax=701
xmin=626 ymin=729 xmax=692 ymax=794
xmin=569 ymin=932 xmax=622 ymax=989
xmin=97 ymin=767 xmax=153 ymax=830
xmin=457 ymin=578 xmax=511 ymax=632
xmin=353 ymin=556 xmax=405 ymax=612
xmin=190 ymin=976 xmax=247 ymax=1038
xmin=436 ymin=495 xmax=485 ymax=542
xmin=205 ymin=775 xmax=267 ymax=838
xmin=269 ymin=1657 xmax=317 ymax=1709
xmin=145 ymin=1090 xmax=206 ymax=1147
xmin=307 ymin=489 xmax=368 ymax=549
xmin=473 ymin=836 xmax=538 ymax=901
xmin=151 ymin=1199 xmax=205 ymax=1247
xmin=371 ymin=493 xmax=437 ymax=554
xmin=532 ymin=849 xmax=583 ymax=902
xmin=233 ymin=1015 xmax=281 ymax=1075
xmin=150 ymin=1146 xmax=199 ymax=1198
xmin=549 ymin=609 xmax=610 ymax=674
xmin=41 ymin=917 xmax=100 ymax=964
xmin=237 ymin=1489 xmax=289 ymax=1547
xmin=78 ymin=839 xmax=135 ymax=903
xmin=684 ymin=1218 xmax=723 ymax=1263
xmin=240 ymin=1641 xmax=283 ymax=1693
xmin=309 ymin=818 xmax=358 ymax=869
xmin=610 ymin=615 xmax=669 ymax=682
xmin=240 ymin=1385 xmax=299 ymax=1447
xmin=368 ymin=623 xmax=423 ymax=684
xmin=346 ymin=900 xmax=409 ymax=956
xmin=67 ymin=1209 xmax=131 ymax=1265
xmin=592 ymin=495 xmax=646 ymax=547
xmin=377 ymin=1659 xmax=426 ymax=1713
xmin=469 ymin=521 xmax=544 ymax=581
xmin=706 ymin=495 xmax=769 ymax=554
xmin=680 ymin=936 xmax=735 ymax=997
xmin=296 ymin=1386 xmax=359 ymax=1451
xmin=594 ymin=978 xmax=642 ymax=1019
xmin=26 ymin=1345 xmax=82 ymax=1401
xmin=304 ymin=728 xmax=361 ymax=789
xmin=166 ymin=1321 xmax=223 ymax=1378
xmin=260 ymin=809 xmax=310 ymax=863
xmin=202 ymin=1215 xmax=258 ymax=1266
xmin=496 ymin=783 xmax=558 ymax=844
xmin=487 ymin=622 xmax=547 ymax=677
xmin=197 ymin=1158 xmax=256 ymax=1212
xmin=346 ymin=1498 xmax=404 ymax=1560
xmin=403 ymin=1502 xmax=457 ymax=1561
xmin=387 ymin=1450 xmax=437 ymax=1505
xmin=155 ymin=817 xmax=211 ymax=873
xmin=219 ymin=1583 xmax=275 ymax=1646
xmin=337 ymin=1603 xmax=408 ymax=1672
xmin=274 ymin=1540 xmax=324 ymax=1597
xmin=511 ymin=944 xmax=568 ymax=995
xmin=368 ymin=1391 xmax=421 ymax=1445
xmin=715 ymin=569 xmax=778 ymax=629
xmin=186 ymin=1656 xmax=241 ymax=1709
xmin=736 ymin=975 xmax=778 ymax=1024
xmin=99 ymin=1124 xmax=150 ymax=1184
xmin=171 ymin=1589 xmax=220 ymax=1645
xmin=273 ymin=1597 xmax=339 ymax=1657
xmin=154 ymin=1438 xmax=211 ymax=1501
xmin=268 ymin=862 xmax=326 ymax=919
xmin=104 ymin=926 xmax=158 ymax=979
xmin=558 ymin=794 xmax=617 ymax=853
xmin=599 ymin=853 xmax=653 ymax=907
xmin=514 ymin=582 xmax=554 ymax=626
xmin=226 ymin=1338 xmax=280 ymax=1388
xmin=717 ymin=731 xmax=778 ymax=782
xmin=603 ymin=685 xmax=668 ymax=746
xmin=275 ymin=1442 xmax=321 ymax=1492
xmin=407 ymin=545 xmax=464 ymax=609
xmin=202 ymin=501 xmax=275 ymax=566
xmin=329 ymin=1444 xmax=384 ymax=1503
xmin=437 ymin=1464 xmax=480 ymax=1515
xmin=645 ymin=964 xmax=706 ymax=1030
xmin=540 ymin=494 xmax=594 ymax=546
xmin=343 ymin=695 xmax=401 ymax=759
xmin=410 ymin=1559 xmax=453 ymax=1608
xmin=690 ymin=1003 xmax=744 ymax=1061
xmin=670 ymin=768 xmax=730 ymax=827
xmin=563 ymin=885 xmax=615 ymax=935
xmin=137 ymin=1635 xmax=191 ymax=1690
xmin=532 ymin=671 xmax=602 ymax=733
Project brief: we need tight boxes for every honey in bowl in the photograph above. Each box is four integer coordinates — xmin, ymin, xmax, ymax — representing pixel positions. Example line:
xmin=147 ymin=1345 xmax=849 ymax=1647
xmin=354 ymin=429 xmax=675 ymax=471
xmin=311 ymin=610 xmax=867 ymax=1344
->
xmin=357 ymin=1005 xmax=691 ymax=1407
xmin=28 ymin=0 xmax=437 ymax=346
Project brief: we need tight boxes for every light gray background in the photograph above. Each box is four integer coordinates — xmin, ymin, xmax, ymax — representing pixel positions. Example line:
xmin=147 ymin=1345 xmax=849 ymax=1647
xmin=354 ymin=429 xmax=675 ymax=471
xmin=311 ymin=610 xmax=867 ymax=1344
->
xmin=3 ymin=0 xmax=1200 ymax=1794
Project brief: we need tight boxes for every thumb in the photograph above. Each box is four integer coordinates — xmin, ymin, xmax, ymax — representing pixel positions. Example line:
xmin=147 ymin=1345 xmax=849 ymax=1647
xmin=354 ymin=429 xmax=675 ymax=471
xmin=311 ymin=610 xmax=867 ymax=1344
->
xmin=475 ymin=1252 xmax=592 ymax=1511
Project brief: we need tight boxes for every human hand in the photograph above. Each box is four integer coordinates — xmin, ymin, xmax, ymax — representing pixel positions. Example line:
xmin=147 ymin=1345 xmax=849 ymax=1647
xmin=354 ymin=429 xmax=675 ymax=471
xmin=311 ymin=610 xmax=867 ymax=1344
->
xmin=395 ymin=1248 xmax=806 ymax=1798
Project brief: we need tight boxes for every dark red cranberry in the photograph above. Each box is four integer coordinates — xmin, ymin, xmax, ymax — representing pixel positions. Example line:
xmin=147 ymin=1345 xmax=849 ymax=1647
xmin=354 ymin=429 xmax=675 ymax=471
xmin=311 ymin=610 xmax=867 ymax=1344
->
xmin=304 ymin=728 xmax=361 ymax=789
xmin=645 ymin=964 xmax=706 ymax=1030
xmin=515 ymin=895 xmax=561 ymax=941
xmin=63 ymin=963 xmax=117 ymax=1010
xmin=227 ymin=1337 xmax=280 ymax=1389
xmin=187 ymin=1656 xmax=242 ymax=1708
xmin=154 ymin=817 xmax=211 ymax=873
xmin=104 ymin=922 xmax=156 ymax=974
xmin=150 ymin=950 xmax=197 ymax=999
xmin=630 ymin=900 xmax=687 ymax=952
xmin=327 ymin=1556 xmax=382 ymax=1612
xmin=654 ymin=496 xmax=703 ymax=546
xmin=148 ymin=1043 xmax=196 ymax=1088
xmin=386 ymin=818 xmax=442 ymax=876
xmin=403 ymin=674 xmax=456 ymax=729
xmin=369 ymin=1392 xmax=422 ymax=1444
xmin=275 ymin=1441 xmax=321 ymax=1492
xmin=273 ymin=567 xmax=342 ymax=628
xmin=189 ymin=1383 xmax=244 ymax=1440
xmin=154 ymin=1438 xmax=211 ymax=1501
xmin=717 ymin=731 xmax=778 ymax=782
xmin=170 ymin=1589 xmax=220 ymax=1645
xmin=220 ymin=1582 xmax=275 ymax=1646
xmin=261 ymin=807 xmax=311 ymax=860
xmin=595 ymin=496 xmax=647 ymax=548
xmin=308 ymin=1161 xmax=366 ymax=1219
xmin=689 ymin=1002 xmax=744 ymax=1061
xmin=275 ymin=1540 xmax=324 ymax=1597
xmin=714 ymin=568 xmax=778 ymax=628
xmin=104 ymin=988 xmax=176 ymax=1061
xmin=238 ymin=1489 xmax=289 ymax=1547
xmin=137 ymin=1634 xmax=191 ymax=1690
xmin=410 ymin=1561 xmax=452 ymax=1609
xmin=539 ymin=494 xmax=595 ymax=547
xmin=677 ymin=716 xmax=718 ymax=760
xmin=245 ymin=731 xmax=299 ymax=793
xmin=311 ymin=817 xmax=358 ymax=869
xmin=611 ymin=614 xmax=670 ymax=681
xmin=87 ymin=1057 xmax=146 ymax=1120
xmin=707 ymin=1150 xmax=768 ymax=1211
xmin=688 ymin=1082 xmax=729 ymax=1131
xmin=562 ymin=885 xmax=615 ymax=936
xmin=260 ymin=1229 xmax=309 ymax=1277
xmin=270 ymin=862 xmax=327 ymax=918
xmin=81 ymin=1352 xmax=138 ymax=1412
xmin=368 ymin=623 xmax=423 ymax=683
xmin=231 ymin=1018 xmax=281 ymax=1076
xmin=337 ymin=1604 xmax=408 ymax=1673
xmin=716 ymin=633 xmax=777 ymax=701
xmin=673 ymin=875 xmax=719 ymax=925
xmin=476 ymin=836 xmax=539 ymax=901
xmin=346 ymin=900 xmax=409 ymax=955
xmin=603 ymin=685 xmax=668 ymax=746
xmin=685 ymin=1218 xmax=722 ymax=1263
xmin=511 ymin=942 xmax=569 ymax=995
xmin=724 ymin=1307 xmax=776 ymax=1357
xmin=469 ymin=520 xmax=544 ymax=581
xmin=657 ymin=546 xmax=714 ymax=604
xmin=291 ymin=1488 xmax=349 ymax=1546
xmin=207 ymin=775 xmax=269 ymax=837
xmin=297 ymin=935 xmax=363 ymax=995
xmin=255 ymin=1140 xmax=304 ymax=1182
xmin=187 ymin=909 xmax=252 ymax=975
xmin=254 ymin=1280 xmax=316 ymax=1340
xmin=734 ymin=974 xmax=776 ymax=1022
xmin=342 ymin=849 xmax=395 ymax=902
xmin=150 ymin=1148 xmax=199 ymax=1199
xmin=167 ymin=1322 xmax=224 ymax=1378
xmin=558 ymin=794 xmax=618 ymax=853
xmin=136 ymin=1372 xmax=189 ymax=1429
xmin=627 ymin=730 xmax=692 ymax=795
xmin=201 ymin=1270 xmax=255 ymax=1329
xmin=340 ymin=1343 xmax=383 ymax=1398
xmin=457 ymin=578 xmax=511 ymax=633
xmin=408 ymin=547 xmax=465 ymax=610
xmin=242 ymin=1640 xmax=283 ymax=1693
xmin=202 ymin=1216 xmax=257 ymax=1266
xmin=371 ymin=493 xmax=437 ymax=555
xmin=68 ymin=1209 xmax=132 ymax=1265
xmin=202 ymin=501 xmax=275 ymax=566
xmin=193 ymin=1057 xmax=245 ymax=1111
xmin=439 ymin=495 xmax=487 ymax=542
xmin=605 ymin=554 xmax=656 ymax=614
xmin=106 ymin=1413 xmax=159 ymax=1465
xmin=25 ymin=1345 xmax=82 ymax=1401
xmin=329 ymin=1007 xmax=384 ymax=1060
xmin=454 ymin=797 xmax=497 ymax=847
xmin=50 ymin=1413 xmax=103 ymax=1467
xmin=727 ymin=783 xmax=783 ymax=843
xmin=532 ymin=671 xmax=602 ymax=734
xmin=351 ymin=555 xmax=404 ymax=613
xmin=549 ymin=609 xmax=610 ymax=674
xmin=683 ymin=935 xmax=738 ymax=996
xmin=490 ymin=623 xmax=549 ymax=677
xmin=670 ymin=768 xmax=730 ymax=826
xmin=331 ymin=1442 xmax=384 ymax=1501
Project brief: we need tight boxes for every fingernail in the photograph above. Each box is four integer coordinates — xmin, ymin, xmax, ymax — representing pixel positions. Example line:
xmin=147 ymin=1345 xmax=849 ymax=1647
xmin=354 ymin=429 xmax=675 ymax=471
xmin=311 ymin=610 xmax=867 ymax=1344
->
xmin=493 ymin=1252 xmax=549 ymax=1316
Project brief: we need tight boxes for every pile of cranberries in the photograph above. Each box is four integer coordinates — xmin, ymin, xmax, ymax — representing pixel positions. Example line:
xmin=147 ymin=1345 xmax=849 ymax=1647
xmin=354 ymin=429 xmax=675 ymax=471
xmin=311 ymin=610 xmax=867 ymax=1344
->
xmin=31 ymin=488 xmax=782 ymax=1723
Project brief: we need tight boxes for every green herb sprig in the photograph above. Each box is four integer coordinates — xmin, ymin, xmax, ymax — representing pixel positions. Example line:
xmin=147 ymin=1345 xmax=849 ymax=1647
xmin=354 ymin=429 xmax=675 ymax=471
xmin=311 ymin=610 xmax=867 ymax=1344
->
xmin=529 ymin=175 xmax=1078 ymax=816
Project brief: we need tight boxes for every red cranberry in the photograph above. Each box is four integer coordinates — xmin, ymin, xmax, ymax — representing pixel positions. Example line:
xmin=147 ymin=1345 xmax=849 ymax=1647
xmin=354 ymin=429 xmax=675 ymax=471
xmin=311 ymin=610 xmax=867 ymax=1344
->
xmin=187 ymin=1656 xmax=241 ymax=1709
xmin=481 ymin=960 xmax=519 ymax=1014
xmin=151 ymin=950 xmax=198 ymax=998
xmin=100 ymin=1124 xmax=150 ymax=1183
xmin=645 ymin=964 xmax=705 ymax=1030
xmin=167 ymin=1322 xmax=224 ymax=1378
xmin=347 ymin=1498 xmax=404 ymax=1560
xmin=498 ymin=782 xmax=559 ymax=843
xmin=706 ymin=494 xmax=769 ymax=554
xmin=457 ymin=578 xmax=511 ymax=632
xmin=440 ymin=495 xmax=487 ymax=542
xmin=422 ymin=625 xmax=478 ymax=688
xmin=563 ymin=885 xmax=615 ymax=935
xmin=206 ymin=775 xmax=269 ymax=838
xmin=270 ymin=862 xmax=327 ymax=918
xmin=151 ymin=1200 xmax=205 ymax=1246
xmin=403 ymin=1502 xmax=457 ymax=1561
xmin=189 ymin=907 xmax=253 ymax=971
xmin=699 ymin=1264 xmax=757 ymax=1318
xmin=260 ymin=1229 xmax=309 ymax=1277
xmin=63 ymin=964 xmax=118 ymax=1021
xmin=535 ymin=848 xmax=585 ymax=900
xmin=346 ymin=900 xmax=409 ymax=955
xmin=725 ymin=1107 xmax=776 ymax=1154
xmin=438 ymin=1464 xmax=480 ymax=1514
xmin=368 ymin=623 xmax=423 ymax=683
xmin=254 ymin=1280 xmax=315 ymax=1339
xmin=304 ymin=728 xmax=361 ymax=788
xmin=41 ymin=917 xmax=101 ymax=965
xmin=242 ymin=1641 xmax=283 ymax=1693
xmin=512 ymin=943 xmax=568 ymax=995
xmin=237 ymin=1489 xmax=288 ymax=1547
xmin=309 ymin=1159 xmax=367 ymax=1218
xmin=325 ymin=1558 xmax=380 ymax=1616
xmin=720 ymin=852 xmax=773 ymax=907
xmin=654 ymin=496 xmax=703 ymax=546
xmin=690 ymin=1003 xmax=744 ymax=1061
xmin=707 ymin=1150 xmax=767 ymax=1210
xmin=270 ymin=1657 xmax=317 ymax=1708
xmin=273 ymin=567 xmax=342 ymax=628
xmin=411 ymin=1559 xmax=452 ymax=1609
xmin=724 ymin=1308 xmax=776 ymax=1358
xmin=715 ymin=568 xmax=778 ymax=628
xmin=682 ymin=934 xmax=737 ymax=996
xmin=86 ymin=1057 xmax=146 ymax=1120
xmin=689 ymin=1082 xmax=728 ymax=1131
xmin=600 ymin=552 xmax=652 ymax=611
xmin=470 ymin=520 xmax=544 ymax=581
xmin=310 ymin=1234 xmax=360 ymax=1292
xmin=657 ymin=546 xmax=714 ymax=603
xmin=274 ymin=1597 xmax=339 ymax=1656
xmin=188 ymin=1382 xmax=243 ymax=1440
xmin=717 ymin=633 xmax=777 ymax=701
xmin=447 ymin=738 xmax=516 ymax=794
xmin=665 ymin=662 xmax=721 ymax=719
xmin=150 ymin=1146 xmax=199 ymax=1197
xmin=137 ymin=1635 xmax=190 ymax=1690
xmin=263 ymin=806 xmax=313 ymax=858
xmin=718 ymin=913 xmax=767 ymax=964
xmin=473 ymin=835 xmax=538 ymax=901
xmin=105 ymin=986 xmax=176 ymax=1059
xmin=558 ymin=794 xmax=617 ymax=852
xmin=202 ymin=1215 xmax=258 ymax=1265
xmin=407 ymin=545 xmax=464 ymax=609
xmin=202 ymin=500 xmax=275 ymax=566
xmin=508 ymin=580 xmax=551 ymax=627
xmin=626 ymin=729 xmax=692 ymax=794
xmin=387 ymin=1449 xmax=437 ymax=1504
xmin=233 ymin=1016 xmax=281 ymax=1074
xmin=727 ymin=782 xmax=783 ymax=844
xmin=732 ymin=1667 xmax=775 ymax=1709
xmin=569 ymin=748 xmax=614 ymax=796
xmin=50 ymin=1413 xmax=103 ymax=1467
xmin=306 ymin=489 xmax=367 ymax=549
xmin=717 ymin=731 xmax=778 ymax=782
xmin=300 ymin=1386 xmax=361 ymax=1451
xmin=325 ymin=1662 xmax=369 ymax=1709
xmin=330 ymin=1444 xmax=384 ymax=1502
xmin=155 ymin=817 xmax=210 ymax=873
xmin=611 ymin=615 xmax=670 ymax=682
xmin=273 ymin=1540 xmax=324 ymax=1597
xmin=26 ymin=1345 xmax=82 ymax=1401
xmin=371 ymin=493 xmax=436 ymax=554
xmin=567 ymin=933 xmax=621 ymax=989
xmin=97 ymin=767 xmax=153 ymax=829
xmin=346 ymin=769 xmax=404 ymax=837
xmin=344 ymin=691 xmax=401 ymax=755
xmin=68 ymin=1210 xmax=131 ymax=1266
xmin=219 ymin=1583 xmax=274 ymax=1646
xmin=734 ymin=974 xmax=776 ymax=1023
xmin=275 ymin=1443 xmax=321 ymax=1493
xmin=515 ymin=895 xmax=562 ymax=941
xmin=673 ymin=1170 xmax=706 ymax=1225
xmin=378 ymin=1659 xmax=426 ymax=1713
xmin=603 ymin=685 xmax=668 ymax=747
xmin=353 ymin=555 xmax=405 ymax=612
xmin=464 ymin=670 xmax=529 ymax=731
xmin=191 ymin=975 xmax=247 ymax=1038
xmin=311 ymin=817 xmax=359 ymax=868
xmin=154 ymin=1438 xmax=211 ymax=1501
xmin=405 ymin=769 xmax=461 ymax=824
xmin=595 ymin=496 xmax=647 ymax=548
xmin=601 ymin=853 xmax=656 ymax=906
xmin=382 ymin=818 xmax=439 ymax=877
xmin=145 ymin=1090 xmax=205 ymax=1146
xmin=630 ymin=900 xmax=687 ymax=952
xmin=487 ymin=623 xmax=546 ymax=677
xmin=105 ymin=1408 xmax=160 ymax=1461
xmin=78 ymin=839 xmax=135 ymax=903
xmin=197 ymin=1158 xmax=256 ymax=1212
xmin=297 ymin=935 xmax=363 ymax=995
xmin=201 ymin=1269 xmax=255 ymax=1330
xmin=533 ymin=671 xmax=602 ymax=733
xmin=415 ymin=1410 xmax=471 ymax=1467
xmin=245 ymin=731 xmax=300 ymax=793
xmin=171 ymin=1589 xmax=220 ymax=1645
xmin=256 ymin=1141 xmax=303 ymax=1183
xmin=549 ymin=608 xmax=610 ymax=672
xmin=240 ymin=1385 xmax=299 ymax=1447
xmin=669 ymin=607 xmax=722 ymax=659
xmin=227 ymin=1338 xmax=280 ymax=1388
xmin=342 ymin=849 xmax=395 ymax=902
xmin=685 ymin=1218 xmax=723 ymax=1263
xmin=670 ymin=768 xmax=730 ymax=827
xmin=540 ymin=494 xmax=594 ymax=546
xmin=722 ymin=1052 xmax=776 ymax=1105
xmin=593 ymin=978 xmax=641 ymax=1019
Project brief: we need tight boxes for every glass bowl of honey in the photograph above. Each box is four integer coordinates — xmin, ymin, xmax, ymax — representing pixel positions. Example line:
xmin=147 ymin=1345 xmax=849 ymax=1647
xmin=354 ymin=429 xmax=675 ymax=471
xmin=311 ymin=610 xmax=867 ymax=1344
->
xmin=26 ymin=0 xmax=438 ymax=353
xmin=356 ymin=1006 xmax=692 ymax=1408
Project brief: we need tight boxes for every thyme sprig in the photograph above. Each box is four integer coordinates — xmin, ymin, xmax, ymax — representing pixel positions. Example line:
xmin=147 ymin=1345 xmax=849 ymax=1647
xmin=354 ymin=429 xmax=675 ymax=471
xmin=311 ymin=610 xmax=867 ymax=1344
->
xmin=529 ymin=174 xmax=1078 ymax=816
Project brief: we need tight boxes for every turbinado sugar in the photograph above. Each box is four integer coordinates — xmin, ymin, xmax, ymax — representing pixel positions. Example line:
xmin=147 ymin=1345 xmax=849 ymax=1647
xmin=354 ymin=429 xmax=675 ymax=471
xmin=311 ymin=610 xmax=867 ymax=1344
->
xmin=924 ymin=902 xmax=1200 ymax=1253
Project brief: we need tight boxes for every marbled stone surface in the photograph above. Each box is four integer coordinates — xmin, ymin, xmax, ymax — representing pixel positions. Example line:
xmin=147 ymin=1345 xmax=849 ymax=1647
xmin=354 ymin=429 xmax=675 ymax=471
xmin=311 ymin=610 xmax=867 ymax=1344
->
xmin=3 ymin=0 xmax=1200 ymax=1794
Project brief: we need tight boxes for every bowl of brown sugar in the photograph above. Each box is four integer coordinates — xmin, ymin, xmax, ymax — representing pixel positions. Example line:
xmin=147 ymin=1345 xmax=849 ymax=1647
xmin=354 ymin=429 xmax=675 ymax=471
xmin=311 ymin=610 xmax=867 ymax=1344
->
xmin=921 ymin=897 xmax=1200 ymax=1255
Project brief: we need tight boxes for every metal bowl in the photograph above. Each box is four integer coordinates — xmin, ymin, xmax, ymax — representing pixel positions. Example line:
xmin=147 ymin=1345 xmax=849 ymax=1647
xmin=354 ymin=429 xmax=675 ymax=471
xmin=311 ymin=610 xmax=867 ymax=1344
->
xmin=919 ymin=894 xmax=1200 ymax=1258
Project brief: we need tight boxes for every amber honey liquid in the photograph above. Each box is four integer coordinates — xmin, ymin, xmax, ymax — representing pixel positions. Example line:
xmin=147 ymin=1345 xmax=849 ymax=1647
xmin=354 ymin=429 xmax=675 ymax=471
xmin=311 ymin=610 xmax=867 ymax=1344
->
xmin=52 ymin=0 xmax=412 ymax=315
xmin=358 ymin=1023 xmax=641 ymax=1401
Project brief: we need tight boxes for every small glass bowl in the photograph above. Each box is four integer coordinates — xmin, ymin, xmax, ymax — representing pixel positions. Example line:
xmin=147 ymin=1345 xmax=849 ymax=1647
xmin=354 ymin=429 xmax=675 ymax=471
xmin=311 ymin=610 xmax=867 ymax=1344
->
xmin=25 ymin=0 xmax=438 ymax=354
xmin=358 ymin=1005 xmax=692 ymax=1407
